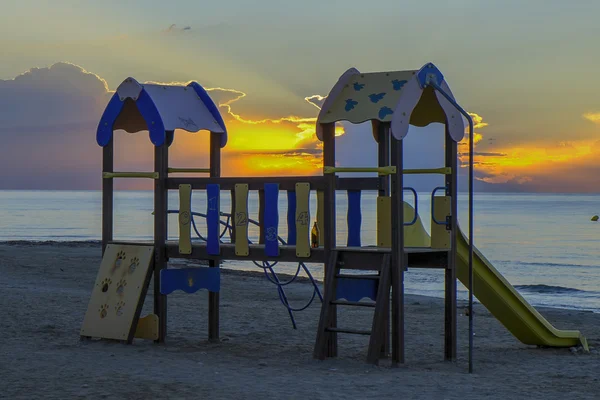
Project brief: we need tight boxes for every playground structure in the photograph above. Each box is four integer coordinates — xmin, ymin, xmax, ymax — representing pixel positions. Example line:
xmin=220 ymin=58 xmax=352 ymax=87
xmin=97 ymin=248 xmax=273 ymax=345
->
xmin=81 ymin=63 xmax=588 ymax=371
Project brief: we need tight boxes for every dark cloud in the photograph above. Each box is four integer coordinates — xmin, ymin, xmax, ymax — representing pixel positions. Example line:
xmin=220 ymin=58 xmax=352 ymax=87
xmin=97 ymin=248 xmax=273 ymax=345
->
xmin=0 ymin=62 xmax=112 ymax=189
xmin=164 ymin=24 xmax=192 ymax=33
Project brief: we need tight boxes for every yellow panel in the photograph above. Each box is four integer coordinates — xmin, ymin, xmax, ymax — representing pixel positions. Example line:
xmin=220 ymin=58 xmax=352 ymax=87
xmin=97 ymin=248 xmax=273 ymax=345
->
xmin=378 ymin=199 xmax=432 ymax=248
xmin=80 ymin=244 xmax=154 ymax=341
xmin=178 ymin=184 xmax=192 ymax=255
xmin=403 ymin=203 xmax=431 ymax=248
xmin=377 ymin=196 xmax=391 ymax=247
xmin=408 ymin=86 xmax=446 ymax=127
xmin=134 ymin=314 xmax=159 ymax=340
xmin=431 ymin=196 xmax=451 ymax=249
xmin=317 ymin=190 xmax=325 ymax=246
xmin=234 ymin=184 xmax=249 ymax=256
xmin=295 ymin=182 xmax=311 ymax=258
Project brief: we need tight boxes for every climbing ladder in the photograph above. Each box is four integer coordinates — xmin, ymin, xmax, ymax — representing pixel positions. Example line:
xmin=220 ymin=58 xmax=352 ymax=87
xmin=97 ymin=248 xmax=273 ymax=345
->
xmin=314 ymin=249 xmax=391 ymax=364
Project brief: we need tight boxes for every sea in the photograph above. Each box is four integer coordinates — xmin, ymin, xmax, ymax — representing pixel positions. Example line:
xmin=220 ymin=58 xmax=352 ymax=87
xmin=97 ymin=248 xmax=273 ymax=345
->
xmin=2 ymin=190 xmax=600 ymax=313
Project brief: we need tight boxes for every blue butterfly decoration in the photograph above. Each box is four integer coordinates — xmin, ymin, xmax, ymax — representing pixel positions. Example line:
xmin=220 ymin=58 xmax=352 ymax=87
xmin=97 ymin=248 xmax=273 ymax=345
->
xmin=378 ymin=106 xmax=393 ymax=119
xmin=345 ymin=99 xmax=358 ymax=111
xmin=391 ymin=79 xmax=407 ymax=90
xmin=368 ymin=92 xmax=386 ymax=103
xmin=353 ymin=82 xmax=365 ymax=91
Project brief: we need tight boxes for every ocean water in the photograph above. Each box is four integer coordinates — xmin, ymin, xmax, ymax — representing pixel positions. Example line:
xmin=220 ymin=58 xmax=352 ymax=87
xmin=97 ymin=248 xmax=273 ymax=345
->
xmin=2 ymin=190 xmax=600 ymax=313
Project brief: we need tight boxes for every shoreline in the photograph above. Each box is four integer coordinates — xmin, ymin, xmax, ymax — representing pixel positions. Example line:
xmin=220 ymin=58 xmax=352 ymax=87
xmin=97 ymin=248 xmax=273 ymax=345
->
xmin=2 ymin=240 xmax=598 ymax=315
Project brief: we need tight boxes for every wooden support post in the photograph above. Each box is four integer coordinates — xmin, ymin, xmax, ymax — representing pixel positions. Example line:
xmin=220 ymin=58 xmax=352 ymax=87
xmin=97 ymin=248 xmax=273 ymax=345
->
xmin=390 ymin=131 xmax=405 ymax=366
xmin=375 ymin=120 xmax=390 ymax=358
xmin=154 ymin=139 xmax=169 ymax=343
xmin=209 ymin=132 xmax=221 ymax=342
xmin=322 ymin=122 xmax=337 ymax=357
xmin=102 ymin=137 xmax=114 ymax=255
xmin=444 ymin=128 xmax=458 ymax=361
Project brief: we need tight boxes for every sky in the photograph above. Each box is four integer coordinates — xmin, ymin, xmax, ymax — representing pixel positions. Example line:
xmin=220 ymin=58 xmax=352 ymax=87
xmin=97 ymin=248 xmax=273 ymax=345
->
xmin=1 ymin=0 xmax=599 ymax=192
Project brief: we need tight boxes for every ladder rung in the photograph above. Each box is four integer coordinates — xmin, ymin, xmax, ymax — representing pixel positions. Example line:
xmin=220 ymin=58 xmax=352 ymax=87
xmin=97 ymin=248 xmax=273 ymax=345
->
xmin=335 ymin=274 xmax=379 ymax=280
xmin=326 ymin=327 xmax=372 ymax=335
xmin=331 ymin=300 xmax=376 ymax=307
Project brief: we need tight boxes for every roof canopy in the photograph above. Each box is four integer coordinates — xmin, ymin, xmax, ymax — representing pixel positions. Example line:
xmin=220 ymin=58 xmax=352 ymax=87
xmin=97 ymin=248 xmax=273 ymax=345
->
xmin=96 ymin=78 xmax=227 ymax=147
xmin=316 ymin=63 xmax=465 ymax=142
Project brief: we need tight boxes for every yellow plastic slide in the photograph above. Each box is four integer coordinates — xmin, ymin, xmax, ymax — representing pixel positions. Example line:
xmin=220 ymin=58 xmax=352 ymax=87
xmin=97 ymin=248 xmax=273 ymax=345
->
xmin=403 ymin=203 xmax=588 ymax=350
xmin=455 ymin=229 xmax=588 ymax=350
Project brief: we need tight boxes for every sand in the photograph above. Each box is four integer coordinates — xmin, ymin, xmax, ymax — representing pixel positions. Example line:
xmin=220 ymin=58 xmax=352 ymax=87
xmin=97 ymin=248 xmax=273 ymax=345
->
xmin=1 ymin=242 xmax=599 ymax=400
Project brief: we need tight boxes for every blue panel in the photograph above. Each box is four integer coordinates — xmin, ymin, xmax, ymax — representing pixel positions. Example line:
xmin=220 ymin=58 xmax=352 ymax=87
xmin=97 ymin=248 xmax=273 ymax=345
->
xmin=416 ymin=62 xmax=444 ymax=89
xmin=286 ymin=191 xmax=296 ymax=245
xmin=160 ymin=267 xmax=220 ymax=294
xmin=347 ymin=190 xmax=362 ymax=247
xmin=206 ymin=184 xmax=220 ymax=255
xmin=336 ymin=278 xmax=377 ymax=302
xmin=263 ymin=184 xmax=280 ymax=257
xmin=136 ymin=89 xmax=166 ymax=146
xmin=96 ymin=93 xmax=125 ymax=146
xmin=188 ymin=82 xmax=228 ymax=148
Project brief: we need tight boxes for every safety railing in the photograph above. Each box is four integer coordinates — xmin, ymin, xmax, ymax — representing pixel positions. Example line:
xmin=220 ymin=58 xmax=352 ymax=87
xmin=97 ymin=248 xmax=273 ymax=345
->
xmin=102 ymin=172 xmax=159 ymax=179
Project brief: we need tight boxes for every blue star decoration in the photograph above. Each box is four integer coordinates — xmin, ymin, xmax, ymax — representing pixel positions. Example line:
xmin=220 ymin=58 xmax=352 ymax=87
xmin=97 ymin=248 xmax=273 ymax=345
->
xmin=391 ymin=79 xmax=407 ymax=90
xmin=378 ymin=106 xmax=393 ymax=119
xmin=353 ymin=82 xmax=365 ymax=91
xmin=368 ymin=92 xmax=386 ymax=103
xmin=345 ymin=99 xmax=358 ymax=111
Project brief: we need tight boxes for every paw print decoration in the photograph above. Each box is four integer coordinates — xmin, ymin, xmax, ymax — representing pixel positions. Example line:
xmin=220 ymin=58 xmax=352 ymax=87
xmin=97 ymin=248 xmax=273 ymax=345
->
xmin=112 ymin=250 xmax=126 ymax=273
xmin=116 ymin=279 xmax=127 ymax=295
xmin=115 ymin=301 xmax=126 ymax=317
xmin=100 ymin=277 xmax=112 ymax=293
xmin=128 ymin=257 xmax=139 ymax=275
xmin=99 ymin=304 xmax=109 ymax=319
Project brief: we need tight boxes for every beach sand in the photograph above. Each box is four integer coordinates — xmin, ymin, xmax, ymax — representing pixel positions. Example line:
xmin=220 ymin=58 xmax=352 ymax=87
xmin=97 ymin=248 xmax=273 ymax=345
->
xmin=1 ymin=242 xmax=599 ymax=399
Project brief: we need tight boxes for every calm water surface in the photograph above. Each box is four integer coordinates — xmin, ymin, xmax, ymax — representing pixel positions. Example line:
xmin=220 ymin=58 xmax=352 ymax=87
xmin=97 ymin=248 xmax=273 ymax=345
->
xmin=2 ymin=190 xmax=600 ymax=312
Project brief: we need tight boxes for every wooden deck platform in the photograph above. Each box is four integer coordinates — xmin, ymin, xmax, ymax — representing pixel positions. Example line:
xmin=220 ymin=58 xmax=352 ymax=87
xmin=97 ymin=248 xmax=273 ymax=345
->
xmin=107 ymin=241 xmax=448 ymax=269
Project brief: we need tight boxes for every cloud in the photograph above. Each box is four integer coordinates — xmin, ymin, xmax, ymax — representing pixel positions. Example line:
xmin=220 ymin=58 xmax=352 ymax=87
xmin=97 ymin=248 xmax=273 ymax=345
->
xmin=0 ymin=62 xmax=334 ymax=188
xmin=205 ymin=87 xmax=341 ymax=155
xmin=583 ymin=112 xmax=600 ymax=124
xmin=3 ymin=62 xmax=598 ymax=192
xmin=304 ymin=95 xmax=327 ymax=110
xmin=0 ymin=62 xmax=110 ymax=130
xmin=0 ymin=62 xmax=113 ymax=189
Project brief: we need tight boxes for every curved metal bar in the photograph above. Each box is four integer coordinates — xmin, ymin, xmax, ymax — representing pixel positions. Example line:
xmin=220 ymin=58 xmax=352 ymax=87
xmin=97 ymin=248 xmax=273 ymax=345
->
xmin=429 ymin=80 xmax=475 ymax=374
xmin=431 ymin=186 xmax=449 ymax=226
xmin=402 ymin=187 xmax=418 ymax=226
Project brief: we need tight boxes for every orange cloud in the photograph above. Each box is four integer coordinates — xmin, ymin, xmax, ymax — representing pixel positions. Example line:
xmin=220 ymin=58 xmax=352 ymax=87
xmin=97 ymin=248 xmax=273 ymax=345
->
xmin=197 ymin=88 xmax=346 ymax=176
xmin=583 ymin=112 xmax=600 ymax=124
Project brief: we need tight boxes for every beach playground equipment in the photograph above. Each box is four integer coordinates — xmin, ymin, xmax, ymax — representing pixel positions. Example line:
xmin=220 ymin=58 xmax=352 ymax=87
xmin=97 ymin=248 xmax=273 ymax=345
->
xmin=81 ymin=63 xmax=587 ymax=371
